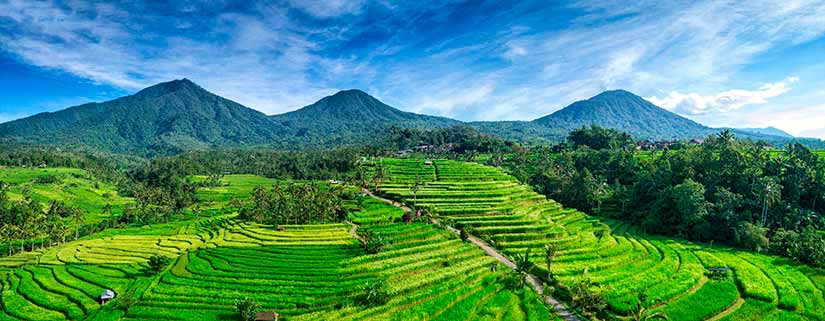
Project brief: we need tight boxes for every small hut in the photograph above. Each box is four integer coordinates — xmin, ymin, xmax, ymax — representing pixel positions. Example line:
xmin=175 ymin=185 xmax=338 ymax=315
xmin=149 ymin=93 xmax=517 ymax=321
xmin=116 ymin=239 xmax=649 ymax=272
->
xmin=255 ymin=312 xmax=279 ymax=321
xmin=423 ymin=160 xmax=433 ymax=165
xmin=100 ymin=289 xmax=116 ymax=304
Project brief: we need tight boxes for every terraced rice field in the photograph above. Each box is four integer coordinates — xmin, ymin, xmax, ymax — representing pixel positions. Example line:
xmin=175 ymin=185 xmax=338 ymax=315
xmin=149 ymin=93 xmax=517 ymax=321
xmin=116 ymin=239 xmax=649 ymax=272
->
xmin=0 ymin=167 xmax=133 ymax=225
xmin=0 ymin=173 xmax=552 ymax=320
xmin=377 ymin=158 xmax=825 ymax=321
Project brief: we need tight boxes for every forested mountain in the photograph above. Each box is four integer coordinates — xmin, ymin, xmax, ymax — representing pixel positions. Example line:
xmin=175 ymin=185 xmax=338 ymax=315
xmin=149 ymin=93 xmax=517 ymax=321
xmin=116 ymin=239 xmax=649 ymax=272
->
xmin=1 ymin=80 xmax=821 ymax=158
xmin=269 ymin=89 xmax=460 ymax=148
xmin=736 ymin=127 xmax=794 ymax=138
xmin=0 ymin=79 xmax=285 ymax=157
xmin=532 ymin=90 xmax=714 ymax=139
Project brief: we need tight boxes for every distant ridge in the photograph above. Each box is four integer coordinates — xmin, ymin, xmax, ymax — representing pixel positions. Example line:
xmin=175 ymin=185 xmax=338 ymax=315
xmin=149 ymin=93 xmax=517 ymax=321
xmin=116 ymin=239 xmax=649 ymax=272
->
xmin=736 ymin=127 xmax=793 ymax=138
xmin=0 ymin=80 xmax=822 ymax=157
xmin=270 ymin=89 xmax=459 ymax=147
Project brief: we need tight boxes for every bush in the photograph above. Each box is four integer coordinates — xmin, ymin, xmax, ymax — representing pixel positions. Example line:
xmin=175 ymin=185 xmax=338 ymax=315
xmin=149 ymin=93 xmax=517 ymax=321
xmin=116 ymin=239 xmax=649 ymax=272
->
xmin=356 ymin=280 xmax=390 ymax=307
xmin=234 ymin=297 xmax=260 ymax=321
xmin=360 ymin=230 xmax=389 ymax=254
xmin=147 ymin=255 xmax=171 ymax=274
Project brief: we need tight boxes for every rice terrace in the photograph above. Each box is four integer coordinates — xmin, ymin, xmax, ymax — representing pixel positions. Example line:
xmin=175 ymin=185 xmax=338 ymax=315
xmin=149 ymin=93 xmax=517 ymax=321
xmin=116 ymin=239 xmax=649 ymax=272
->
xmin=2 ymin=1 xmax=825 ymax=320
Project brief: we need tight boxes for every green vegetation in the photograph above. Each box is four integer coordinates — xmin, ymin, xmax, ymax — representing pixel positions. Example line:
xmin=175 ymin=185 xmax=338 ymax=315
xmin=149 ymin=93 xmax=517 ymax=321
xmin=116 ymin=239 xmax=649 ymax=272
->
xmin=0 ymin=171 xmax=551 ymax=320
xmin=503 ymin=127 xmax=825 ymax=267
xmin=376 ymin=158 xmax=825 ymax=320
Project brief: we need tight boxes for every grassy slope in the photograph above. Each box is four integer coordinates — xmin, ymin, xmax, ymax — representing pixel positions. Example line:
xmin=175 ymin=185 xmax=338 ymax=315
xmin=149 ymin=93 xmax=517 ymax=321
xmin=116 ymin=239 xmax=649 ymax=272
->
xmin=0 ymin=167 xmax=132 ymax=225
xmin=0 ymin=173 xmax=552 ymax=321
xmin=376 ymin=158 xmax=825 ymax=321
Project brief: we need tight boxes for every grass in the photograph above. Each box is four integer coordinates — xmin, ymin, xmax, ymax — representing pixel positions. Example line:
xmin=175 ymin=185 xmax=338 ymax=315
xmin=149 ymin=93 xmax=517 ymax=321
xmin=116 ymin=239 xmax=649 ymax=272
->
xmin=374 ymin=157 xmax=825 ymax=321
xmin=0 ymin=171 xmax=552 ymax=320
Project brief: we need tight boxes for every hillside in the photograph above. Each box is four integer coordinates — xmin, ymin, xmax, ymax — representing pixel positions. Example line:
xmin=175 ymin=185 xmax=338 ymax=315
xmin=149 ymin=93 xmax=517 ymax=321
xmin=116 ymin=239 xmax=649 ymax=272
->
xmin=377 ymin=158 xmax=825 ymax=320
xmin=0 ymin=79 xmax=285 ymax=157
xmin=0 ymin=172 xmax=551 ymax=320
xmin=270 ymin=89 xmax=460 ymax=148
xmin=1 ymin=80 xmax=822 ymax=157
xmin=531 ymin=90 xmax=714 ymax=140
xmin=736 ymin=127 xmax=794 ymax=138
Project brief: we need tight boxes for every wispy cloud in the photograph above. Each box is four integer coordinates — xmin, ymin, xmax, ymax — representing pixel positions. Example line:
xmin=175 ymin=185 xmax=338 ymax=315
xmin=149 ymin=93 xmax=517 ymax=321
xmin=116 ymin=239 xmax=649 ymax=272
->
xmin=1 ymin=0 xmax=825 ymax=127
xmin=646 ymin=77 xmax=799 ymax=115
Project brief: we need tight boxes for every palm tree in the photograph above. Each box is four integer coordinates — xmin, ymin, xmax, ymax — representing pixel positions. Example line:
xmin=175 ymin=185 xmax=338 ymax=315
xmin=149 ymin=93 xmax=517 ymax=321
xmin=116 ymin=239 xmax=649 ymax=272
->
xmin=544 ymin=243 xmax=558 ymax=280
xmin=410 ymin=175 xmax=424 ymax=210
xmin=103 ymin=203 xmax=114 ymax=228
xmin=71 ymin=207 xmax=85 ymax=240
xmin=755 ymin=177 xmax=781 ymax=226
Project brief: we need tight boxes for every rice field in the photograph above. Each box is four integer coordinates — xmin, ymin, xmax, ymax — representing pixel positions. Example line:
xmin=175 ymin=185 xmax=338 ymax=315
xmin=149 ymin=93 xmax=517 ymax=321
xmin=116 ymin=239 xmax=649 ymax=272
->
xmin=376 ymin=158 xmax=825 ymax=321
xmin=0 ymin=172 xmax=552 ymax=320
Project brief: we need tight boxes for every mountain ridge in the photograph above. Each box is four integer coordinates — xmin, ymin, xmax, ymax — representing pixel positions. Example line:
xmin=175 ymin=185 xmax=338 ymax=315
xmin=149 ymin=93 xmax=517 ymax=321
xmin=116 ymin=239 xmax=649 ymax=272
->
xmin=1 ymin=79 xmax=821 ymax=156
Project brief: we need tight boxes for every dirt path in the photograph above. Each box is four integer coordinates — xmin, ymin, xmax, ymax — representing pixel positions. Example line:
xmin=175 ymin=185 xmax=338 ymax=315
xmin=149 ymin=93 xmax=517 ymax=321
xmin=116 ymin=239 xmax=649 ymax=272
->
xmin=363 ymin=189 xmax=582 ymax=321
xmin=347 ymin=222 xmax=365 ymax=243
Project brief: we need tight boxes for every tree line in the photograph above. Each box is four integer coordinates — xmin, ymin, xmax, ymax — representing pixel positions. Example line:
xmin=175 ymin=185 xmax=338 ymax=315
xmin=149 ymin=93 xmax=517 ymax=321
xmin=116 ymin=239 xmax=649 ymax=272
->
xmin=238 ymin=182 xmax=353 ymax=225
xmin=502 ymin=126 xmax=825 ymax=267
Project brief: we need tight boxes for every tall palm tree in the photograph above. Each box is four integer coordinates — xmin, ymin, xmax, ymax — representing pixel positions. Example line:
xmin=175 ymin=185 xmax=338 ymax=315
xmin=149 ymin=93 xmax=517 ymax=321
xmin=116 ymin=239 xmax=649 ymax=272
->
xmin=410 ymin=175 xmax=423 ymax=210
xmin=755 ymin=177 xmax=782 ymax=226
xmin=71 ymin=207 xmax=85 ymax=240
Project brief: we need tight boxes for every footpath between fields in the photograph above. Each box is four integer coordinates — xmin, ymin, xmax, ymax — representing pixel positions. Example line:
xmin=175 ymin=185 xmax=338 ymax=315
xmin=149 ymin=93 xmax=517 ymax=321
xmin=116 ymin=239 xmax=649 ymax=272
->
xmin=362 ymin=188 xmax=582 ymax=321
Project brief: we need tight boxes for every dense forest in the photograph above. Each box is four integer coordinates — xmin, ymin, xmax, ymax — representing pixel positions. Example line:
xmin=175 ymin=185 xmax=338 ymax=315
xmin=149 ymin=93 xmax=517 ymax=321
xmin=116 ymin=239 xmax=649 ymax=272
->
xmin=502 ymin=127 xmax=825 ymax=266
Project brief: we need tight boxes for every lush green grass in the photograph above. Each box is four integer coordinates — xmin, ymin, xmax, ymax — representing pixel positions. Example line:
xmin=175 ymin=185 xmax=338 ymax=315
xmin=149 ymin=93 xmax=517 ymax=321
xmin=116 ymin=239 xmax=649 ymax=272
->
xmin=0 ymin=167 xmax=132 ymax=225
xmin=1 ymin=171 xmax=551 ymax=320
xmin=376 ymin=158 xmax=825 ymax=321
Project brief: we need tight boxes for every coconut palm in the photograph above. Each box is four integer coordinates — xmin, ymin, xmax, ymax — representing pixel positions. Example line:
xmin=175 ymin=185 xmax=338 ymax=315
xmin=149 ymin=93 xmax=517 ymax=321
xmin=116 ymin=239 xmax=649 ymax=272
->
xmin=71 ymin=206 xmax=85 ymax=240
xmin=755 ymin=177 xmax=782 ymax=226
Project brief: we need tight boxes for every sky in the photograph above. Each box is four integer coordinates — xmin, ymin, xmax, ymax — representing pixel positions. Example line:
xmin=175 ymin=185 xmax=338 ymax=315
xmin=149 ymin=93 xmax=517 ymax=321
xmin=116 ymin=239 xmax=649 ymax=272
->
xmin=1 ymin=0 xmax=825 ymax=138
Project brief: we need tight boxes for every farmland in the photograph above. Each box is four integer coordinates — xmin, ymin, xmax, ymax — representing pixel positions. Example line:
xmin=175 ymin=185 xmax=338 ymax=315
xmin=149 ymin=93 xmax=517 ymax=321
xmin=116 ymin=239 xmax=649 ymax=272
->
xmin=375 ymin=158 xmax=825 ymax=320
xmin=0 ymin=170 xmax=552 ymax=320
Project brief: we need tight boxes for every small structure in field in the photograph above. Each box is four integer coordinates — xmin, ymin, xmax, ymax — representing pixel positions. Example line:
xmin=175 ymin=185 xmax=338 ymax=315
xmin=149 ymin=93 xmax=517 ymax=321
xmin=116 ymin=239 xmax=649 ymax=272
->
xmin=707 ymin=266 xmax=731 ymax=280
xmin=255 ymin=312 xmax=279 ymax=321
xmin=423 ymin=160 xmax=433 ymax=165
xmin=328 ymin=179 xmax=340 ymax=184
xmin=99 ymin=289 xmax=115 ymax=304
xmin=276 ymin=226 xmax=286 ymax=232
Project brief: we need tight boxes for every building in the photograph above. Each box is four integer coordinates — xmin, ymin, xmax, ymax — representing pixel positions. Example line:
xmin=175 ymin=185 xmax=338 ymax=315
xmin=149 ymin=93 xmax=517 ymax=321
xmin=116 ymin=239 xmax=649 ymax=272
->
xmin=100 ymin=289 xmax=115 ymax=304
xmin=255 ymin=312 xmax=279 ymax=321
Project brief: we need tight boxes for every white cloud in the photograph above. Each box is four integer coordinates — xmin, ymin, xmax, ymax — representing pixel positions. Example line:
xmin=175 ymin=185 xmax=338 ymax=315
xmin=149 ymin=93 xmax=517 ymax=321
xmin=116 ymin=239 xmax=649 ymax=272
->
xmin=646 ymin=77 xmax=799 ymax=115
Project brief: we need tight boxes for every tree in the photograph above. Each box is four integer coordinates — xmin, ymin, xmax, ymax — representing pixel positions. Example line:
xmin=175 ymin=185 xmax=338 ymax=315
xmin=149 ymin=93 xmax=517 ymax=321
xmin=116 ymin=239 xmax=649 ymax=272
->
xmin=570 ymin=273 xmax=607 ymax=319
xmin=734 ymin=221 xmax=769 ymax=252
xmin=70 ymin=206 xmax=84 ymax=240
xmin=357 ymin=280 xmax=390 ymax=306
xmin=755 ymin=177 xmax=781 ymax=226
xmin=147 ymin=255 xmax=171 ymax=274
xmin=234 ymin=297 xmax=260 ymax=321
xmin=410 ymin=175 xmax=423 ymax=210
xmin=103 ymin=203 xmax=114 ymax=228
xmin=544 ymin=243 xmax=558 ymax=280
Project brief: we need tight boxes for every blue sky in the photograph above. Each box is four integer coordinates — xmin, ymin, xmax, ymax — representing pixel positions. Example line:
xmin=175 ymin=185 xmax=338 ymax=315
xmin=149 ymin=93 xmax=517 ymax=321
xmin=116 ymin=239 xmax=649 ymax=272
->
xmin=1 ymin=0 xmax=825 ymax=138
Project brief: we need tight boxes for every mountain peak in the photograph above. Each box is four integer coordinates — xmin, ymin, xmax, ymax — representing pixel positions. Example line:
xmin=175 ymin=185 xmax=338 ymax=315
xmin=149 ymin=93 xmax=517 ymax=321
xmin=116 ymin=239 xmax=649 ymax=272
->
xmin=133 ymin=78 xmax=204 ymax=99
xmin=533 ymin=89 xmax=711 ymax=140
xmin=589 ymin=89 xmax=641 ymax=101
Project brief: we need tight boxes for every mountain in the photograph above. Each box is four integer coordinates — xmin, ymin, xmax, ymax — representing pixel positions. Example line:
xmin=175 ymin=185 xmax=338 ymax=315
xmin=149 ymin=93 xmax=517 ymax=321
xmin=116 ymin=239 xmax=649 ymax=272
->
xmin=2 ymin=80 xmax=822 ymax=157
xmin=269 ymin=89 xmax=460 ymax=147
xmin=736 ymin=127 xmax=793 ymax=138
xmin=0 ymin=79 xmax=285 ymax=157
xmin=0 ymin=82 xmax=458 ymax=156
xmin=531 ymin=90 xmax=714 ymax=140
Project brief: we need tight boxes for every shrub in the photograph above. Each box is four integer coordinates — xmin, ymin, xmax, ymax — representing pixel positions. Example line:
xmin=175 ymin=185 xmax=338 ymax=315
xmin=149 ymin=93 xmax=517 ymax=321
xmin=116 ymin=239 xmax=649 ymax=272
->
xmin=234 ymin=297 xmax=260 ymax=321
xmin=147 ymin=255 xmax=171 ymax=274
xmin=356 ymin=280 xmax=390 ymax=307
xmin=360 ymin=230 xmax=389 ymax=254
